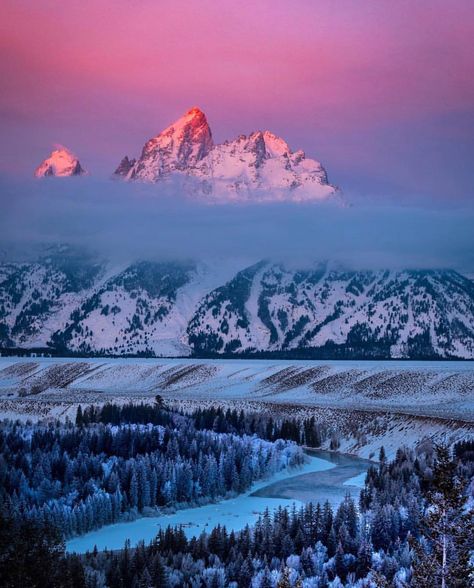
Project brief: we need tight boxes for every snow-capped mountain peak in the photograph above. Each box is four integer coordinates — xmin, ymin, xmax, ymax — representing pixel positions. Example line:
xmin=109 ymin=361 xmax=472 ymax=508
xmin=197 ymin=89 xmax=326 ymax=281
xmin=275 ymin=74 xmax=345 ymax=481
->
xmin=255 ymin=131 xmax=291 ymax=158
xmin=193 ymin=129 xmax=333 ymax=201
xmin=35 ymin=146 xmax=86 ymax=178
xmin=126 ymin=107 xmax=213 ymax=182
xmin=116 ymin=108 xmax=338 ymax=202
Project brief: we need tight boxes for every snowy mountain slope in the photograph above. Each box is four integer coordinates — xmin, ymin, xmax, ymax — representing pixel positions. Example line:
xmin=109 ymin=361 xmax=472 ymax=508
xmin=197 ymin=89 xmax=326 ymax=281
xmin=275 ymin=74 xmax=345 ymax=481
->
xmin=187 ymin=262 xmax=474 ymax=359
xmin=1 ymin=256 xmax=473 ymax=358
xmin=49 ymin=260 xmax=207 ymax=357
xmin=192 ymin=130 xmax=335 ymax=201
xmin=35 ymin=147 xmax=87 ymax=177
xmin=0 ymin=253 xmax=245 ymax=357
xmin=115 ymin=107 xmax=338 ymax=202
xmin=0 ymin=248 xmax=104 ymax=348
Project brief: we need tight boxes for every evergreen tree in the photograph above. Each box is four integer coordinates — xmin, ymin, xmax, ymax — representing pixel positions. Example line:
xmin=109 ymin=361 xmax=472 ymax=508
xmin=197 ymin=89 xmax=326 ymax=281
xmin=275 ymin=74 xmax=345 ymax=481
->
xmin=150 ymin=554 xmax=168 ymax=588
xmin=138 ymin=567 xmax=153 ymax=588
xmin=67 ymin=554 xmax=87 ymax=588
xmin=334 ymin=541 xmax=347 ymax=582
xmin=277 ymin=567 xmax=292 ymax=588
xmin=260 ymin=566 xmax=273 ymax=588
xmin=356 ymin=538 xmax=373 ymax=579
xmin=0 ymin=506 xmax=69 ymax=588
xmin=411 ymin=444 xmax=474 ymax=588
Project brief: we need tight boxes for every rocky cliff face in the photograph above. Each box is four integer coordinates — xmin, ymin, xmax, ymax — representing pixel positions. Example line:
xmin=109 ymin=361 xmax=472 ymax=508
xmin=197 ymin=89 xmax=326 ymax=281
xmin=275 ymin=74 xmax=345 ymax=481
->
xmin=1 ymin=253 xmax=473 ymax=358
xmin=113 ymin=156 xmax=136 ymax=177
xmin=116 ymin=107 xmax=338 ymax=202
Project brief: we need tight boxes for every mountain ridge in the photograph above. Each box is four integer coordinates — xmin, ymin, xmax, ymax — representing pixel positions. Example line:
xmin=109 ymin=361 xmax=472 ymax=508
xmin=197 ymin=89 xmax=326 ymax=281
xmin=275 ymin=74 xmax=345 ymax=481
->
xmin=1 ymin=253 xmax=473 ymax=359
xmin=32 ymin=108 xmax=339 ymax=202
xmin=114 ymin=107 xmax=338 ymax=202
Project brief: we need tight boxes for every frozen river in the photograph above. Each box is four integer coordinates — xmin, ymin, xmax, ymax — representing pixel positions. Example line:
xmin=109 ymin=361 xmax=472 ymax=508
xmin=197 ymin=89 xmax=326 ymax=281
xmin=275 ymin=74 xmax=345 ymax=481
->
xmin=67 ymin=450 xmax=371 ymax=553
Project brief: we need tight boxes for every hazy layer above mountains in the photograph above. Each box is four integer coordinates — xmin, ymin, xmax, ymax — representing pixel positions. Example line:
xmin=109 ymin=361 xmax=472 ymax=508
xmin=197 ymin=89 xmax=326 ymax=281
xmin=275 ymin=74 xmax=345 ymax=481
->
xmin=1 ymin=173 xmax=473 ymax=273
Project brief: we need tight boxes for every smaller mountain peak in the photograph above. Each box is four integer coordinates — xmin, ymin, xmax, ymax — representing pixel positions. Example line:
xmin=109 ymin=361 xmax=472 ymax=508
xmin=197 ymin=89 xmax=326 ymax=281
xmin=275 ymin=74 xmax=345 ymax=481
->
xmin=35 ymin=146 xmax=86 ymax=178
xmin=114 ymin=156 xmax=136 ymax=177
xmin=261 ymin=131 xmax=291 ymax=156
xmin=242 ymin=130 xmax=291 ymax=162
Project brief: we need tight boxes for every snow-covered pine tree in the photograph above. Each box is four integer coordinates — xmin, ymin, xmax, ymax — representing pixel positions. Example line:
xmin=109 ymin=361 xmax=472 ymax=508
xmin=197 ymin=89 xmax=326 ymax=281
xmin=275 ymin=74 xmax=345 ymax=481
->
xmin=411 ymin=444 xmax=474 ymax=588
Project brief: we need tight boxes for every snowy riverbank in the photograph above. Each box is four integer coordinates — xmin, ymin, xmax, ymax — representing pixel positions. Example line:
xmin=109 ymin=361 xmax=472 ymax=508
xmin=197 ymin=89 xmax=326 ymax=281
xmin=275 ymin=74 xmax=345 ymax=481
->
xmin=67 ymin=454 xmax=337 ymax=553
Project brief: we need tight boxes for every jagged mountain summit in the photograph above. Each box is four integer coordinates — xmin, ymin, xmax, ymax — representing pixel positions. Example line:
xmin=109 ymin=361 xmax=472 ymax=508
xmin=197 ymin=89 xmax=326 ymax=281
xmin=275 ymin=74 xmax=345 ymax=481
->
xmin=1 ymin=253 xmax=473 ymax=358
xmin=115 ymin=107 xmax=338 ymax=202
xmin=123 ymin=106 xmax=214 ymax=182
xmin=35 ymin=147 xmax=87 ymax=178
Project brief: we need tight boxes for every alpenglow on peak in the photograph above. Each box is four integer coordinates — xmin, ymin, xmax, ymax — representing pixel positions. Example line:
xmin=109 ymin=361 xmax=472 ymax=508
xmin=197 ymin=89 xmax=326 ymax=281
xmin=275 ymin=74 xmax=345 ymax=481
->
xmin=119 ymin=106 xmax=213 ymax=182
xmin=114 ymin=107 xmax=338 ymax=202
xmin=35 ymin=146 xmax=87 ymax=178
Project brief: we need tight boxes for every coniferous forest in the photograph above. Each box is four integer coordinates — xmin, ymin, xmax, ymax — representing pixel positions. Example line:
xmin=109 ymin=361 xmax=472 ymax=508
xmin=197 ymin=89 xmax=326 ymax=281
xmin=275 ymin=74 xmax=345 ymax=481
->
xmin=0 ymin=403 xmax=473 ymax=587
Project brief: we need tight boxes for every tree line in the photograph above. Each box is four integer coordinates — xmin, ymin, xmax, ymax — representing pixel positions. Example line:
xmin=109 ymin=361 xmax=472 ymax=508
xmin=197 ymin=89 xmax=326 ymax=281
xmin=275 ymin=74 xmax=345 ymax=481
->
xmin=78 ymin=401 xmax=327 ymax=448
xmin=0 ymin=408 xmax=303 ymax=539
xmin=0 ymin=404 xmax=472 ymax=587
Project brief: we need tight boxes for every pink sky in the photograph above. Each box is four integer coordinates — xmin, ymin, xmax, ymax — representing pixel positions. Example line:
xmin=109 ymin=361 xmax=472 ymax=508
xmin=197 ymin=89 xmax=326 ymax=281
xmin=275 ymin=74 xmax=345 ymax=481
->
xmin=1 ymin=0 xmax=473 ymax=201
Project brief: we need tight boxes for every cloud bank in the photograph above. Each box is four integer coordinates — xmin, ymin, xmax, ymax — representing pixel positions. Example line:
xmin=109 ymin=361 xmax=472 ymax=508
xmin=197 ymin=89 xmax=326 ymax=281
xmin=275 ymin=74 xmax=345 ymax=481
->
xmin=0 ymin=176 xmax=473 ymax=272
